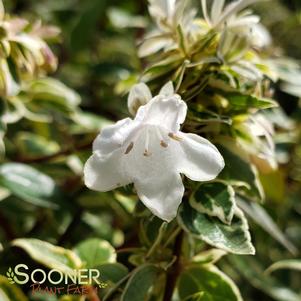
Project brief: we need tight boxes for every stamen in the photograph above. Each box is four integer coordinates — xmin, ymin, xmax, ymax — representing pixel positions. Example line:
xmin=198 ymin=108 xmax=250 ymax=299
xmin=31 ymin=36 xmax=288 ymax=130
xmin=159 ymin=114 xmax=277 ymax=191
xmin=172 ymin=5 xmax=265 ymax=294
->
xmin=168 ymin=132 xmax=182 ymax=141
xmin=143 ymin=128 xmax=151 ymax=156
xmin=160 ymin=141 xmax=168 ymax=148
xmin=125 ymin=142 xmax=134 ymax=154
xmin=156 ymin=127 xmax=168 ymax=148
xmin=143 ymin=150 xmax=151 ymax=157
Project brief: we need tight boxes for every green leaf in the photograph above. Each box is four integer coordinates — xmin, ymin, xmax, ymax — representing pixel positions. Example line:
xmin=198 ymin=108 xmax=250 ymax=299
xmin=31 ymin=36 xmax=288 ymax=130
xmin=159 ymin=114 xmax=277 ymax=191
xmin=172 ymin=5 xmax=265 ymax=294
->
xmin=178 ymin=265 xmax=242 ymax=301
xmin=71 ymin=111 xmax=112 ymax=133
xmin=190 ymin=182 xmax=235 ymax=225
xmin=223 ymin=93 xmax=277 ymax=112
xmin=97 ymin=263 xmax=128 ymax=283
xmin=218 ymin=145 xmax=264 ymax=201
xmin=179 ymin=202 xmax=255 ymax=255
xmin=0 ymin=275 xmax=28 ymax=301
xmin=142 ymin=55 xmax=182 ymax=82
xmin=192 ymin=249 xmax=227 ymax=265
xmin=12 ymin=239 xmax=82 ymax=275
xmin=74 ymin=238 xmax=116 ymax=268
xmin=237 ymin=196 xmax=297 ymax=255
xmin=229 ymin=256 xmax=301 ymax=301
xmin=265 ymin=260 xmax=301 ymax=275
xmin=31 ymin=292 xmax=58 ymax=301
xmin=0 ymin=163 xmax=61 ymax=209
xmin=121 ymin=264 xmax=162 ymax=301
xmin=177 ymin=24 xmax=187 ymax=56
xmin=15 ymin=132 xmax=60 ymax=159
xmin=70 ymin=0 xmax=107 ymax=52
xmin=26 ymin=78 xmax=81 ymax=113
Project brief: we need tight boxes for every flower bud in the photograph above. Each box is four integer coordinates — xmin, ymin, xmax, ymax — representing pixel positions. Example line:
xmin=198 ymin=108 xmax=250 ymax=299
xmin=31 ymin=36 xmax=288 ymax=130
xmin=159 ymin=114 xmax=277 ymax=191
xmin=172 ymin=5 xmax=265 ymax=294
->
xmin=127 ymin=83 xmax=152 ymax=115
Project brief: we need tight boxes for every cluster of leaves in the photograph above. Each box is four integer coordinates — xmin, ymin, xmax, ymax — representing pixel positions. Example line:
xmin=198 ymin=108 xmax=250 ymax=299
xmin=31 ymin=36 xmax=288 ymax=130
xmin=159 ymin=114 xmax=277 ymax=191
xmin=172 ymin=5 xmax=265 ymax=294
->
xmin=0 ymin=0 xmax=300 ymax=301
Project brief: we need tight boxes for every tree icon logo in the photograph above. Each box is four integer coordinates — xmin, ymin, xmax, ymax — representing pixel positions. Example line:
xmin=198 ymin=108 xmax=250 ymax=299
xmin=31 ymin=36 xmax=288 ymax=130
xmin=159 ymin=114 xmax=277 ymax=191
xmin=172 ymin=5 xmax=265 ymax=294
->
xmin=6 ymin=267 xmax=15 ymax=284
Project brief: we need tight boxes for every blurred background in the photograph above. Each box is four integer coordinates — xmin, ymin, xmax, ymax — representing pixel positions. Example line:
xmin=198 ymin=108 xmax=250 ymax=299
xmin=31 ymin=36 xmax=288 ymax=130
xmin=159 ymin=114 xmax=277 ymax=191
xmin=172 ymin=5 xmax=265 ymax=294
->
xmin=0 ymin=0 xmax=301 ymax=300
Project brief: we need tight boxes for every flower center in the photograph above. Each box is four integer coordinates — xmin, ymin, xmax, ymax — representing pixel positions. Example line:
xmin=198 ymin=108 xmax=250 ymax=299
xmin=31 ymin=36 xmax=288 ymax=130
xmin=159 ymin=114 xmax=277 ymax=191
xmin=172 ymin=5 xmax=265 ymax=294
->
xmin=124 ymin=126 xmax=173 ymax=157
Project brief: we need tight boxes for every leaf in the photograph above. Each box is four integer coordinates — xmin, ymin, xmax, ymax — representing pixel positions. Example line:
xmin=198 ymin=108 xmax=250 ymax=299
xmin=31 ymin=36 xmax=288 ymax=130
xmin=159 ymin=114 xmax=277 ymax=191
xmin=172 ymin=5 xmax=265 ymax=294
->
xmin=187 ymin=108 xmax=232 ymax=125
xmin=142 ymin=55 xmax=182 ymax=82
xmin=178 ymin=265 xmax=242 ymax=301
xmin=281 ymin=82 xmax=301 ymax=98
xmin=237 ymin=196 xmax=297 ymax=255
xmin=178 ymin=202 xmax=255 ymax=255
xmin=229 ymin=256 xmax=301 ymax=301
xmin=121 ymin=264 xmax=162 ymax=301
xmin=177 ymin=24 xmax=187 ymax=56
xmin=224 ymin=92 xmax=277 ymax=112
xmin=74 ymin=238 xmax=116 ymax=268
xmin=265 ymin=260 xmax=301 ymax=275
xmin=70 ymin=0 xmax=107 ymax=52
xmin=26 ymin=78 xmax=81 ymax=113
xmin=192 ymin=249 xmax=227 ymax=265
xmin=0 ymin=163 xmax=61 ymax=209
xmin=97 ymin=263 xmax=128 ymax=283
xmin=15 ymin=132 xmax=60 ymax=159
xmin=31 ymin=292 xmax=59 ymax=301
xmin=0 ymin=275 xmax=28 ymax=301
xmin=190 ymin=182 xmax=235 ymax=225
xmin=218 ymin=145 xmax=264 ymax=201
xmin=12 ymin=239 xmax=82 ymax=275
xmin=71 ymin=111 xmax=112 ymax=133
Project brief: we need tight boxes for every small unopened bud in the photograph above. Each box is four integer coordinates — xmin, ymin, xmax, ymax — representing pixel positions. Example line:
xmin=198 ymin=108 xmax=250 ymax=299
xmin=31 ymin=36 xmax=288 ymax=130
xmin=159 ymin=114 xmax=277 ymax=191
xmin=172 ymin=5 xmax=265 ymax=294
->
xmin=127 ymin=83 xmax=152 ymax=116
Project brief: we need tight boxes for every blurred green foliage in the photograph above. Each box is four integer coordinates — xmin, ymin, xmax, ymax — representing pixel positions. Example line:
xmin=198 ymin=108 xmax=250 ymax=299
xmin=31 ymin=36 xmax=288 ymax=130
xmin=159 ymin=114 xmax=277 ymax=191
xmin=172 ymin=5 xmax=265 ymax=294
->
xmin=0 ymin=0 xmax=301 ymax=301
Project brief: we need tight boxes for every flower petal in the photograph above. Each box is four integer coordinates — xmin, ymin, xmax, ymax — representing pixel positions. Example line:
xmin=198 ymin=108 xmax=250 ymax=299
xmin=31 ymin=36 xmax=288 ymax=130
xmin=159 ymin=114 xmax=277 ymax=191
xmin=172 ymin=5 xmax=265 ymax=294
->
xmin=138 ymin=95 xmax=187 ymax=132
xmin=211 ymin=0 xmax=225 ymax=25
xmin=159 ymin=81 xmax=175 ymax=97
xmin=135 ymin=173 xmax=184 ymax=222
xmin=93 ymin=118 xmax=137 ymax=155
xmin=176 ymin=133 xmax=225 ymax=181
xmin=121 ymin=125 xmax=184 ymax=222
xmin=138 ymin=36 xmax=169 ymax=57
xmin=84 ymin=150 xmax=130 ymax=192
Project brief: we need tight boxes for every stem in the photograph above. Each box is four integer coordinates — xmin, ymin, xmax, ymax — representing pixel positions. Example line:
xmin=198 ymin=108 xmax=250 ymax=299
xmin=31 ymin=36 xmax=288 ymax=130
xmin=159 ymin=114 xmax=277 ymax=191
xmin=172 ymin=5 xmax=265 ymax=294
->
xmin=163 ymin=226 xmax=181 ymax=249
xmin=103 ymin=272 xmax=132 ymax=301
xmin=57 ymin=207 xmax=84 ymax=246
xmin=146 ymin=222 xmax=167 ymax=258
xmin=85 ymin=285 xmax=100 ymax=301
xmin=163 ymin=230 xmax=184 ymax=301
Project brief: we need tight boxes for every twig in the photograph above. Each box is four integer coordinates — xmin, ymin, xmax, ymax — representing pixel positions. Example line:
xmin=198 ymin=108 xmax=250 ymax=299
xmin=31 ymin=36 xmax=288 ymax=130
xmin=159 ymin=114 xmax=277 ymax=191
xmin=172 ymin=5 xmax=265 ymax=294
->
xmin=57 ymin=207 xmax=84 ymax=246
xmin=85 ymin=285 xmax=101 ymax=301
xmin=103 ymin=272 xmax=132 ymax=301
xmin=163 ymin=230 xmax=184 ymax=301
xmin=146 ymin=222 xmax=167 ymax=258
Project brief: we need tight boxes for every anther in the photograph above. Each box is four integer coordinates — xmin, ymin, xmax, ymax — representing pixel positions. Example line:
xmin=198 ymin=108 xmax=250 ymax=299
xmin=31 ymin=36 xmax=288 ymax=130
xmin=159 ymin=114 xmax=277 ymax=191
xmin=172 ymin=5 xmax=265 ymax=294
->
xmin=125 ymin=142 xmax=134 ymax=154
xmin=168 ymin=132 xmax=182 ymax=141
xmin=160 ymin=140 xmax=168 ymax=148
xmin=143 ymin=149 xmax=151 ymax=157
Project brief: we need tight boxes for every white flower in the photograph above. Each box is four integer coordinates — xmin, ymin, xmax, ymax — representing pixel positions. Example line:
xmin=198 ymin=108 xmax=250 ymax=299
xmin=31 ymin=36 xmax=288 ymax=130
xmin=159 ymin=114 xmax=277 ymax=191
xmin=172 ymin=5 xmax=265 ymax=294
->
xmin=139 ymin=0 xmax=196 ymax=57
xmin=201 ymin=0 xmax=261 ymax=30
xmin=84 ymin=83 xmax=224 ymax=221
xmin=243 ymin=114 xmax=277 ymax=173
xmin=250 ymin=23 xmax=271 ymax=48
